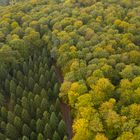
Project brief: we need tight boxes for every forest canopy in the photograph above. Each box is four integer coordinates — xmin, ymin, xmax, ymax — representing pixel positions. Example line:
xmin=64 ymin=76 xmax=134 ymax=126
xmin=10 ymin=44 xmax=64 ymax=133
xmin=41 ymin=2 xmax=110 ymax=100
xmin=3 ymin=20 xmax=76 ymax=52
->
xmin=0 ymin=0 xmax=140 ymax=140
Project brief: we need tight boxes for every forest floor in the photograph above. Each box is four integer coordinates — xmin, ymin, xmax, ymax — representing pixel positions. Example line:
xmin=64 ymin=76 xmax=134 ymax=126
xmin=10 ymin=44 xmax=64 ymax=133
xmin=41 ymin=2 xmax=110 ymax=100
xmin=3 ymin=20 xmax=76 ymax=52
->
xmin=53 ymin=60 xmax=73 ymax=140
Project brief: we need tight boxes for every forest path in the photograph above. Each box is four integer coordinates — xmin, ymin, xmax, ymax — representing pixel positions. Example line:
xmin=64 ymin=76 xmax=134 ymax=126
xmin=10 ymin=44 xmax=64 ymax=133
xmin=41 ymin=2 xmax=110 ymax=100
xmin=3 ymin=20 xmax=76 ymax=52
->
xmin=53 ymin=60 xmax=73 ymax=140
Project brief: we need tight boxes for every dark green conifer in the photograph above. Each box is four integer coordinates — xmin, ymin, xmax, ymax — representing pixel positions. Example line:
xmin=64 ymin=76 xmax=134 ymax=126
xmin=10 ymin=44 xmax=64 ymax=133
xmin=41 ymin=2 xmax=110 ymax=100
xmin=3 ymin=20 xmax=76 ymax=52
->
xmin=0 ymin=93 xmax=4 ymax=106
xmin=22 ymin=124 xmax=31 ymax=137
xmin=58 ymin=120 xmax=66 ymax=138
xmin=22 ymin=90 xmax=28 ymax=97
xmin=55 ymin=98 xmax=61 ymax=113
xmin=28 ymin=77 xmax=34 ymax=90
xmin=34 ymin=95 xmax=41 ymax=107
xmin=23 ymin=61 xmax=28 ymax=75
xmin=6 ymin=123 xmax=18 ymax=139
xmin=1 ymin=107 xmax=7 ymax=121
xmin=30 ymin=119 xmax=36 ymax=132
xmin=21 ymin=97 xmax=29 ymax=111
xmin=53 ymin=83 xmax=59 ymax=98
xmin=0 ymin=133 xmax=6 ymax=140
xmin=16 ymin=85 xmax=23 ymax=98
xmin=17 ymin=70 xmax=23 ymax=82
xmin=44 ymin=123 xmax=52 ymax=139
xmin=14 ymin=116 xmax=23 ymax=131
xmin=63 ymin=135 xmax=68 ymax=140
xmin=36 ymin=108 xmax=42 ymax=119
xmin=49 ymin=112 xmax=59 ymax=130
xmin=7 ymin=111 xmax=14 ymax=124
xmin=14 ymin=104 xmax=22 ymax=117
xmin=36 ymin=119 xmax=44 ymax=133
xmin=22 ymin=136 xmax=29 ymax=140
xmin=52 ymin=131 xmax=61 ymax=140
xmin=37 ymin=133 xmax=44 ymax=140
xmin=23 ymin=76 xmax=28 ymax=87
xmin=0 ymin=121 xmax=6 ymax=132
xmin=21 ymin=109 xmax=31 ymax=124
xmin=30 ymin=131 xmax=37 ymax=140
xmin=10 ymin=80 xmax=17 ymax=94
xmin=33 ymin=83 xmax=41 ymax=94
xmin=50 ymin=104 xmax=55 ymax=112
xmin=42 ymin=111 xmax=49 ymax=123
xmin=40 ymin=98 xmax=48 ymax=112
xmin=39 ymin=74 xmax=46 ymax=88
xmin=5 ymin=79 xmax=10 ymax=94
xmin=40 ymin=88 xmax=48 ymax=100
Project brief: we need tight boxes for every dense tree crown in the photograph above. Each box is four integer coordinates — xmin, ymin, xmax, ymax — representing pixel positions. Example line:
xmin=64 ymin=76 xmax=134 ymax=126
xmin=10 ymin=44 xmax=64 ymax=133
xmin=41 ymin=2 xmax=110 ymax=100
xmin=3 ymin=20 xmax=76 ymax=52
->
xmin=0 ymin=0 xmax=139 ymax=140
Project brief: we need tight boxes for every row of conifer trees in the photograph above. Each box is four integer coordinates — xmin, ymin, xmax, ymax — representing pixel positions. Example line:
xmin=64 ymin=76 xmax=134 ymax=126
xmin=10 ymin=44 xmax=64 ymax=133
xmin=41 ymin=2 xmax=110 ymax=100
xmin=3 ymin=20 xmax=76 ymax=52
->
xmin=0 ymin=47 xmax=68 ymax=140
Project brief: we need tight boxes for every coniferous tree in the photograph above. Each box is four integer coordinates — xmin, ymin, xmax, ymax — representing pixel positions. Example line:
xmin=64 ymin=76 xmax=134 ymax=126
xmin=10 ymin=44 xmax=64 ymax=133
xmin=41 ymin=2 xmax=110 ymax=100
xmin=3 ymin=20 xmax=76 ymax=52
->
xmin=0 ymin=66 xmax=7 ymax=80
xmin=34 ymin=73 xmax=39 ymax=82
xmin=63 ymin=135 xmax=68 ymax=140
xmin=5 ymin=79 xmax=10 ymax=94
xmin=44 ymin=61 xmax=48 ymax=69
xmin=1 ymin=107 xmax=7 ymax=121
xmin=7 ymin=111 xmax=15 ymax=124
xmin=0 ymin=121 xmax=6 ymax=133
xmin=0 ymin=93 xmax=4 ymax=106
xmin=34 ymin=95 xmax=41 ymax=107
xmin=33 ymin=83 xmax=41 ymax=94
xmin=47 ymin=81 xmax=52 ymax=89
xmin=51 ymin=72 xmax=57 ymax=85
xmin=49 ymin=112 xmax=59 ymax=130
xmin=40 ymin=98 xmax=48 ymax=112
xmin=23 ymin=76 xmax=28 ymax=87
xmin=58 ymin=112 xmax=62 ymax=121
xmin=6 ymin=123 xmax=18 ymax=139
xmin=48 ymin=88 xmax=52 ymax=99
xmin=44 ymin=123 xmax=52 ymax=139
xmin=50 ymin=66 xmax=55 ymax=77
xmin=39 ymin=67 xmax=45 ymax=76
xmin=55 ymin=98 xmax=61 ymax=113
xmin=50 ymin=105 xmax=55 ymax=112
xmin=30 ymin=99 xmax=36 ymax=118
xmin=16 ymin=70 xmax=23 ymax=82
xmin=28 ymin=92 xmax=34 ymax=101
xmin=42 ymin=111 xmax=49 ymax=123
xmin=22 ymin=124 xmax=31 ymax=137
xmin=28 ymin=77 xmax=34 ymax=91
xmin=10 ymin=93 xmax=16 ymax=103
xmin=37 ymin=133 xmax=44 ymax=140
xmin=53 ymin=83 xmax=59 ymax=98
xmin=16 ymin=85 xmax=23 ymax=98
xmin=29 ymin=58 xmax=34 ymax=70
xmin=52 ymin=131 xmax=61 ymax=140
xmin=0 ymin=133 xmax=6 ymax=140
xmin=36 ymin=119 xmax=44 ymax=133
xmin=22 ymin=90 xmax=28 ymax=97
xmin=22 ymin=136 xmax=29 ymax=140
xmin=21 ymin=97 xmax=29 ymax=111
xmin=30 ymin=132 xmax=37 ymax=140
xmin=45 ymin=70 xmax=50 ymax=81
xmin=36 ymin=108 xmax=42 ymax=119
xmin=10 ymin=80 xmax=17 ymax=94
xmin=40 ymin=88 xmax=48 ymax=100
xmin=30 ymin=119 xmax=36 ymax=132
xmin=58 ymin=120 xmax=66 ymax=138
xmin=23 ymin=61 xmax=28 ymax=75
xmin=14 ymin=116 xmax=23 ymax=131
xmin=39 ymin=74 xmax=46 ymax=88
xmin=21 ymin=109 xmax=31 ymax=124
xmin=14 ymin=104 xmax=22 ymax=117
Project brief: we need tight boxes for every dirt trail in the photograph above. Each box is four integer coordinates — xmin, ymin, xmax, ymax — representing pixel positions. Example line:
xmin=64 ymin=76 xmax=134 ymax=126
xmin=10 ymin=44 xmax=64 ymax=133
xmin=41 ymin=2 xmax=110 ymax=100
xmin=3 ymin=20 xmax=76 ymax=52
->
xmin=60 ymin=102 xmax=73 ymax=139
xmin=53 ymin=60 xmax=73 ymax=140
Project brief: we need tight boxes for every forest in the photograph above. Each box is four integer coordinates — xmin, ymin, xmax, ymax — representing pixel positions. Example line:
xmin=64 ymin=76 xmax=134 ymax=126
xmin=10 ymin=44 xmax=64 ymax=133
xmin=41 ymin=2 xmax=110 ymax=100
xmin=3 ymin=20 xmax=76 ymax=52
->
xmin=0 ymin=0 xmax=140 ymax=140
